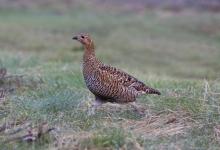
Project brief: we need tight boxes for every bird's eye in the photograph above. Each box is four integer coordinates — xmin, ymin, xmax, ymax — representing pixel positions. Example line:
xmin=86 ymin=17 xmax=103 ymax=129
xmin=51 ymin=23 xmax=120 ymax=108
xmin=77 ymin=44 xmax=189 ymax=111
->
xmin=81 ymin=35 xmax=85 ymax=39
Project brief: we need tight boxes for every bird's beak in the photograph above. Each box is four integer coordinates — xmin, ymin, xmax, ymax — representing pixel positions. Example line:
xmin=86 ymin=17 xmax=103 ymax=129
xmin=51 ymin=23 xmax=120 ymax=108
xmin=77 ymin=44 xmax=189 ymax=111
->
xmin=72 ymin=36 xmax=78 ymax=40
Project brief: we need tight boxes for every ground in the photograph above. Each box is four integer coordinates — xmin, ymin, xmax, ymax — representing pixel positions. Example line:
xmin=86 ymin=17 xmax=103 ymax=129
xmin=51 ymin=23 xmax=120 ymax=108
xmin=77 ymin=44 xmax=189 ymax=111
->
xmin=0 ymin=6 xmax=220 ymax=149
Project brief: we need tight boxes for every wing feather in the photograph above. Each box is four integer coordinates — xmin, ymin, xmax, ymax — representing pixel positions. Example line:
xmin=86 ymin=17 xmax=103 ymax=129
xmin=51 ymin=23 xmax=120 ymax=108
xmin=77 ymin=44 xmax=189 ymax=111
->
xmin=99 ymin=64 xmax=161 ymax=95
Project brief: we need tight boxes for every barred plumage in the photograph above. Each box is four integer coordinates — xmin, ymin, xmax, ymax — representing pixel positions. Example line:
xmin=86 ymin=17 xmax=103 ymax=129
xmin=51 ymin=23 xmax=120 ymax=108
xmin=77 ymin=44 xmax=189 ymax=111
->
xmin=72 ymin=33 xmax=160 ymax=111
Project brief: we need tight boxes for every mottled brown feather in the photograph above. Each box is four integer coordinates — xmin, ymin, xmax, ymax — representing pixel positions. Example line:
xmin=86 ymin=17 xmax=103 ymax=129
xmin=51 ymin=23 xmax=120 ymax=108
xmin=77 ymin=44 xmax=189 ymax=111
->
xmin=99 ymin=64 xmax=161 ymax=95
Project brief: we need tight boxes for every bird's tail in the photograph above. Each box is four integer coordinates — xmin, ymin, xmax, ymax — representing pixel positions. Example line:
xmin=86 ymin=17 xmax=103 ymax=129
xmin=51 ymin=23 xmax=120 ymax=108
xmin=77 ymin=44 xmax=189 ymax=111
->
xmin=145 ymin=87 xmax=161 ymax=95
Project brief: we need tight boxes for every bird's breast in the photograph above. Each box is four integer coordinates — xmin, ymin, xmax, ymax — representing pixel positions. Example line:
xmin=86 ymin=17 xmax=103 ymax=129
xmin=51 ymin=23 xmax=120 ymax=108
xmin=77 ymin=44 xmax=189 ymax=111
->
xmin=83 ymin=63 xmax=100 ymax=88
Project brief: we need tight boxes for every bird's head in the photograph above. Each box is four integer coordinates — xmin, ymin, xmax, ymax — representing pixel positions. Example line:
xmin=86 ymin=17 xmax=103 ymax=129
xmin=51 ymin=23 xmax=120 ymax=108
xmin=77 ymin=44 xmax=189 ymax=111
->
xmin=72 ymin=33 xmax=94 ymax=49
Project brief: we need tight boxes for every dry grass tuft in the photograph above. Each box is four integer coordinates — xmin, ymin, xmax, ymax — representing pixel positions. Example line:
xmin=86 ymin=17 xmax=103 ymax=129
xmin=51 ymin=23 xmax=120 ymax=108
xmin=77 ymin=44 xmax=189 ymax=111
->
xmin=121 ymin=110 xmax=193 ymax=138
xmin=0 ymin=120 xmax=54 ymax=144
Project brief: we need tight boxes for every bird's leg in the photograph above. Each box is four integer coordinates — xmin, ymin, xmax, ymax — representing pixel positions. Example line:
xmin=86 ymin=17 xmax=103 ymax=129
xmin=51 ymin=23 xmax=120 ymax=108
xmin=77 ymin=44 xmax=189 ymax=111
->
xmin=130 ymin=102 xmax=145 ymax=116
xmin=88 ymin=96 xmax=104 ymax=116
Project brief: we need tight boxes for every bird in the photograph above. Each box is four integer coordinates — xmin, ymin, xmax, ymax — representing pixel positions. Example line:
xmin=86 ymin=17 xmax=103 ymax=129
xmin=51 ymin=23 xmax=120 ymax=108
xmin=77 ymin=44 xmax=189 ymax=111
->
xmin=72 ymin=33 xmax=161 ymax=114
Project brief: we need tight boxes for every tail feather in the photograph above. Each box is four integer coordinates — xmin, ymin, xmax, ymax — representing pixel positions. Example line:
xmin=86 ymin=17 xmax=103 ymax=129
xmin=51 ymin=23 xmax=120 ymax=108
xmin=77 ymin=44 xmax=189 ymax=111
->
xmin=145 ymin=87 xmax=161 ymax=95
xmin=129 ymin=80 xmax=161 ymax=95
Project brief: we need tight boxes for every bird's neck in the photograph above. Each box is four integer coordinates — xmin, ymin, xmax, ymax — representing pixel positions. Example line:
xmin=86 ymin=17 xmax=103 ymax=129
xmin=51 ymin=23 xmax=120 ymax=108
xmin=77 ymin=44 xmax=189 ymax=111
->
xmin=83 ymin=43 xmax=96 ymax=63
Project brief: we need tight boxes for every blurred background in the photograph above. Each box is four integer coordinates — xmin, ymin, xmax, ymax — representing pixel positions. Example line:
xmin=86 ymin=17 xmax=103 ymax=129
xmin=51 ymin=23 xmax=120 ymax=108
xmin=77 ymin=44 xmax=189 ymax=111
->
xmin=0 ymin=0 xmax=220 ymax=79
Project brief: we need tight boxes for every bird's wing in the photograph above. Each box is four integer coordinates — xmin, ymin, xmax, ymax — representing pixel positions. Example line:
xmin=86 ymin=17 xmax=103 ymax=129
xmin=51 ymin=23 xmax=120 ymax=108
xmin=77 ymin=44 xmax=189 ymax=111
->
xmin=99 ymin=64 xmax=161 ymax=95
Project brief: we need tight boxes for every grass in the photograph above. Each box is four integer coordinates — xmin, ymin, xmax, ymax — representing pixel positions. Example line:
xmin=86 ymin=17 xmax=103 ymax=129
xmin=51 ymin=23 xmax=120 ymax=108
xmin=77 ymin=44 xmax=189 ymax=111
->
xmin=0 ymin=4 xmax=220 ymax=149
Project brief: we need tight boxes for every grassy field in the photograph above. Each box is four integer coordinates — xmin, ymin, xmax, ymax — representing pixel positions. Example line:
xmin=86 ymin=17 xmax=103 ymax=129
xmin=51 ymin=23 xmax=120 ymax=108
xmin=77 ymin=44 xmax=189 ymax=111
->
xmin=0 ymin=7 xmax=220 ymax=149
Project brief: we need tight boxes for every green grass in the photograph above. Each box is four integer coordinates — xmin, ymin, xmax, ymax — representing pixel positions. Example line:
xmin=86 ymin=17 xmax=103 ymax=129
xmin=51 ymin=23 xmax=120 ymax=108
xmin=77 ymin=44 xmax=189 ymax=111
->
xmin=0 ymin=6 xmax=220 ymax=149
